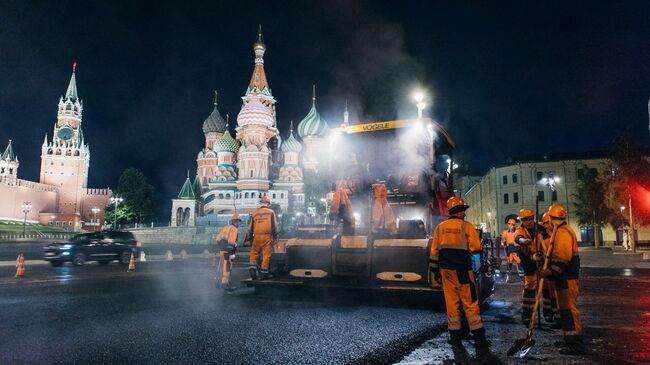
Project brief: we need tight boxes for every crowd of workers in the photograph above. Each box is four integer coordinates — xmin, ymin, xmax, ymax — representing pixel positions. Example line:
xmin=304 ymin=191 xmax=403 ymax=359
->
xmin=429 ymin=196 xmax=584 ymax=363
xmin=213 ymin=192 xmax=584 ymax=363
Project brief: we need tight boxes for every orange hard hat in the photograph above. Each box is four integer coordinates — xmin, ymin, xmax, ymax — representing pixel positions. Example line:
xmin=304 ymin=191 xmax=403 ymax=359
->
xmin=447 ymin=196 xmax=469 ymax=213
xmin=548 ymin=204 xmax=567 ymax=220
xmin=231 ymin=213 xmax=241 ymax=221
xmin=541 ymin=212 xmax=550 ymax=224
xmin=260 ymin=195 xmax=271 ymax=204
xmin=518 ymin=208 xmax=535 ymax=221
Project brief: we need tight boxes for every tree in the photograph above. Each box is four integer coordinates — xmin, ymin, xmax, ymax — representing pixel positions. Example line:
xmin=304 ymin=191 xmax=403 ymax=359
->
xmin=605 ymin=134 xmax=650 ymax=227
xmin=112 ymin=168 xmax=156 ymax=224
xmin=572 ymin=165 xmax=617 ymax=247
xmin=104 ymin=203 xmax=136 ymax=229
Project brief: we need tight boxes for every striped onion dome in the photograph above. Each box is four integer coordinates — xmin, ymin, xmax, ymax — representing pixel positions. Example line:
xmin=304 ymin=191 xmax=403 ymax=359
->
xmin=214 ymin=130 xmax=239 ymax=154
xmin=236 ymin=96 xmax=274 ymax=127
xmin=281 ymin=130 xmax=302 ymax=153
xmin=202 ymin=103 xmax=227 ymax=134
xmin=297 ymin=100 xmax=328 ymax=138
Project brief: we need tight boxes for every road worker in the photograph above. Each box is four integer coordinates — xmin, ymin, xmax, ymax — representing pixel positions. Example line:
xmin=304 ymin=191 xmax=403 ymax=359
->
xmin=215 ymin=213 xmax=241 ymax=293
xmin=330 ymin=186 xmax=355 ymax=235
xmin=501 ymin=218 xmax=522 ymax=282
xmin=371 ymin=183 xmax=397 ymax=238
xmin=539 ymin=204 xmax=585 ymax=355
xmin=541 ymin=212 xmax=561 ymax=327
xmin=245 ymin=196 xmax=278 ymax=280
xmin=514 ymin=208 xmax=546 ymax=325
xmin=430 ymin=197 xmax=493 ymax=364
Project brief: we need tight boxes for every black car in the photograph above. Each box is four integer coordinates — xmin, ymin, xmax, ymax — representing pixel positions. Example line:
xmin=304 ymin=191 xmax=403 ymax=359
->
xmin=43 ymin=231 xmax=141 ymax=266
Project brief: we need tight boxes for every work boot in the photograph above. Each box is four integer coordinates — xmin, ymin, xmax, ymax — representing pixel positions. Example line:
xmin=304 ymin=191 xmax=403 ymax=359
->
xmin=471 ymin=328 xmax=496 ymax=364
xmin=260 ymin=270 xmax=272 ymax=280
xmin=559 ymin=336 xmax=586 ymax=355
xmin=448 ymin=330 xmax=471 ymax=365
xmin=248 ymin=267 xmax=258 ymax=280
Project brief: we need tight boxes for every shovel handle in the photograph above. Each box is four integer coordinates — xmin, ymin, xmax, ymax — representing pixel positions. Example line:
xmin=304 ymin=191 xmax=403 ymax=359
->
xmin=525 ymin=226 xmax=559 ymax=336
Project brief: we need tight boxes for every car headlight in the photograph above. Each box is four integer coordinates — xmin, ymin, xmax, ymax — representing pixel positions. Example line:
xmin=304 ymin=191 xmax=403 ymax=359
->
xmin=62 ymin=244 xmax=73 ymax=249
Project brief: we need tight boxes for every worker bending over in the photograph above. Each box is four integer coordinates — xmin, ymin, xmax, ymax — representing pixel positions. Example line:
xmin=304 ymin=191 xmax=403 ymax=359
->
xmin=540 ymin=204 xmax=585 ymax=355
xmin=216 ymin=213 xmax=241 ymax=293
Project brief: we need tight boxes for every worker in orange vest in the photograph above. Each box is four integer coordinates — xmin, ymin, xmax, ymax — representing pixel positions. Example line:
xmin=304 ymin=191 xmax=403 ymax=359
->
xmin=216 ymin=213 xmax=241 ymax=293
xmin=430 ymin=197 xmax=494 ymax=364
xmin=245 ymin=196 xmax=278 ymax=280
xmin=540 ymin=212 xmax=561 ymax=327
xmin=501 ymin=218 xmax=522 ymax=282
xmin=540 ymin=204 xmax=585 ymax=355
xmin=514 ymin=208 xmax=548 ymax=325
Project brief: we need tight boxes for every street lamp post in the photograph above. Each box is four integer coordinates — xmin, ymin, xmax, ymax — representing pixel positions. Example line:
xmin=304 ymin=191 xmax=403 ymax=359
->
xmin=91 ymin=207 xmax=100 ymax=232
xmin=628 ymin=196 xmax=636 ymax=253
xmin=538 ymin=172 xmax=560 ymax=239
xmin=110 ymin=196 xmax=123 ymax=231
xmin=21 ymin=202 xmax=31 ymax=238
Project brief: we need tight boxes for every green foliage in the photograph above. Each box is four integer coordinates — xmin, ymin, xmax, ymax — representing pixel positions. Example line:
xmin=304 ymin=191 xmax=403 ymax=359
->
xmin=112 ymin=168 xmax=156 ymax=223
xmin=604 ymin=134 xmax=650 ymax=227
xmin=104 ymin=203 xmax=136 ymax=228
xmin=572 ymin=165 xmax=617 ymax=227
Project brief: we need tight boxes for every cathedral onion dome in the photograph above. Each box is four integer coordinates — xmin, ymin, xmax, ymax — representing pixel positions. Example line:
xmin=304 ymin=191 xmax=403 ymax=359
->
xmin=297 ymin=92 xmax=329 ymax=138
xmin=214 ymin=129 xmax=239 ymax=154
xmin=281 ymin=131 xmax=302 ymax=153
xmin=237 ymin=96 xmax=274 ymax=127
xmin=202 ymin=92 xmax=227 ymax=134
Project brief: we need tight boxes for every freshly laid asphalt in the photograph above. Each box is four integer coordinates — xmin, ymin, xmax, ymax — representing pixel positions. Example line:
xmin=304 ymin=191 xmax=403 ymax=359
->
xmin=2 ymin=246 xmax=650 ymax=364
xmin=0 ymin=260 xmax=448 ymax=365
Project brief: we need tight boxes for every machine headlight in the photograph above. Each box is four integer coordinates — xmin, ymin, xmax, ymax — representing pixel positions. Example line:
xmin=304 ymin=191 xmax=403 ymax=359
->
xmin=62 ymin=244 xmax=73 ymax=250
xmin=62 ymin=252 xmax=70 ymax=256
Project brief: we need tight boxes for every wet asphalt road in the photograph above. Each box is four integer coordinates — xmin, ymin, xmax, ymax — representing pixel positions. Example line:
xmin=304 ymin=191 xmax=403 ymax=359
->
xmin=3 ymin=254 xmax=650 ymax=365
xmin=0 ymin=260 xmax=447 ymax=365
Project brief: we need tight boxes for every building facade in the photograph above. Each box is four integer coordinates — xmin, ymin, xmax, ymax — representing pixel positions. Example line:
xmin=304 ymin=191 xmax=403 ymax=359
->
xmin=0 ymin=65 xmax=111 ymax=230
xmin=461 ymin=154 xmax=649 ymax=244
xmin=172 ymin=30 xmax=314 ymax=226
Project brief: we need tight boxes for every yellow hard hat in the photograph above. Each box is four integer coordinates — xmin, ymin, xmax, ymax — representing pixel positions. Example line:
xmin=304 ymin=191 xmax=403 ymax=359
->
xmin=548 ymin=204 xmax=567 ymax=220
xmin=541 ymin=212 xmax=550 ymax=224
xmin=231 ymin=213 xmax=241 ymax=221
xmin=447 ymin=196 xmax=469 ymax=213
xmin=518 ymin=208 xmax=535 ymax=221
xmin=260 ymin=195 xmax=271 ymax=205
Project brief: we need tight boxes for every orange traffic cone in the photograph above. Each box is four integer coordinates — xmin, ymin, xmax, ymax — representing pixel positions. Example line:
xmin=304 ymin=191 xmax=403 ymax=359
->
xmin=15 ymin=253 xmax=25 ymax=278
xmin=127 ymin=252 xmax=135 ymax=272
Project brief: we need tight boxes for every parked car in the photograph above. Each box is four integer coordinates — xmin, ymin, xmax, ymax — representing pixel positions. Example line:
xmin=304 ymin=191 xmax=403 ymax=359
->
xmin=43 ymin=231 xmax=141 ymax=267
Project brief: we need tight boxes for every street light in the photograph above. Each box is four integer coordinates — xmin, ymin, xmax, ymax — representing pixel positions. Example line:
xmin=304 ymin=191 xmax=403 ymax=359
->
xmin=110 ymin=196 xmax=123 ymax=231
xmin=21 ymin=201 xmax=31 ymax=238
xmin=413 ymin=90 xmax=426 ymax=118
xmin=91 ymin=207 xmax=100 ymax=231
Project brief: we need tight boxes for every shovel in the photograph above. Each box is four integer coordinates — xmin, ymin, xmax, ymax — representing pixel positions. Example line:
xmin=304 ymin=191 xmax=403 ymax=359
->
xmin=507 ymin=226 xmax=557 ymax=358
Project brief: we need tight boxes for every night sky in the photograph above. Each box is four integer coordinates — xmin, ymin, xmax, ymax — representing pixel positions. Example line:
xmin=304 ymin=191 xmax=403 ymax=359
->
xmin=1 ymin=1 xmax=649 ymax=220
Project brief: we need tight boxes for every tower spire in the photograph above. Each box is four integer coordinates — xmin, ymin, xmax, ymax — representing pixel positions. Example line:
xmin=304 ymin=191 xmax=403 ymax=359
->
xmin=290 ymin=120 xmax=294 ymax=133
xmin=226 ymin=114 xmax=230 ymax=128
xmin=248 ymin=26 xmax=269 ymax=95
xmin=343 ymin=99 xmax=349 ymax=126
xmin=65 ymin=62 xmax=78 ymax=102
xmin=213 ymin=90 xmax=218 ymax=106
xmin=312 ymin=84 xmax=316 ymax=106
xmin=2 ymin=139 xmax=15 ymax=161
